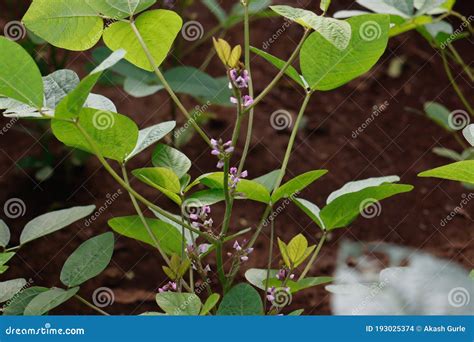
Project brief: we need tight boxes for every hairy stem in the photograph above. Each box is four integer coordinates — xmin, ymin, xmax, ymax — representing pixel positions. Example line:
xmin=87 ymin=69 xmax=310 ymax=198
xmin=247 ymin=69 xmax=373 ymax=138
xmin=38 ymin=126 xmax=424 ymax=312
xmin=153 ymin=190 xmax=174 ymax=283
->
xmin=129 ymin=21 xmax=212 ymax=146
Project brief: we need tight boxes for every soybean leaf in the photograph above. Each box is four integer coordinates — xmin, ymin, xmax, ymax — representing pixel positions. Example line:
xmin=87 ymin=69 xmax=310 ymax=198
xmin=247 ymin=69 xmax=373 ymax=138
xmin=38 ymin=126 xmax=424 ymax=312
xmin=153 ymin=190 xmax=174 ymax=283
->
xmin=186 ymin=189 xmax=225 ymax=206
xmin=300 ymin=14 xmax=390 ymax=91
xmin=320 ymin=0 xmax=331 ymax=12
xmin=155 ymin=292 xmax=201 ymax=315
xmin=151 ymin=208 xmax=195 ymax=245
xmin=424 ymin=102 xmax=453 ymax=131
xmin=132 ymin=167 xmax=182 ymax=204
xmin=272 ymin=170 xmax=328 ymax=203
xmin=60 ymin=232 xmax=114 ymax=287
xmin=463 ymin=125 xmax=474 ymax=147
xmin=289 ymin=309 xmax=305 ymax=315
xmin=24 ymin=287 xmax=79 ymax=316
xmin=327 ymin=176 xmax=401 ymax=203
xmin=286 ymin=234 xmax=308 ymax=265
xmin=0 ymin=37 xmax=43 ymax=108
xmin=357 ymin=0 xmax=414 ymax=17
xmin=23 ymin=0 xmax=103 ymax=51
xmin=20 ymin=205 xmax=96 ymax=245
xmin=43 ymin=69 xmax=80 ymax=108
xmin=267 ymin=276 xmax=333 ymax=293
xmin=432 ymin=147 xmax=463 ymax=162
xmin=415 ymin=0 xmax=446 ymax=15
xmin=270 ymin=5 xmax=352 ymax=50
xmin=0 ymin=279 xmax=27 ymax=303
xmin=200 ymin=293 xmax=221 ymax=315
xmin=55 ymin=49 xmax=125 ymax=119
xmin=199 ymin=173 xmax=271 ymax=203
xmin=108 ymin=216 xmax=182 ymax=255
xmin=418 ymin=161 xmax=474 ymax=185
xmin=52 ymin=108 xmax=139 ymax=162
xmin=321 ymin=179 xmax=413 ymax=229
xmin=85 ymin=94 xmax=117 ymax=112
xmin=277 ymin=238 xmax=291 ymax=268
xmin=250 ymin=47 xmax=305 ymax=88
xmin=0 ymin=252 xmax=15 ymax=274
xmin=126 ymin=121 xmax=176 ymax=162
xmin=0 ymin=220 xmax=10 ymax=248
xmin=3 ymin=287 xmax=49 ymax=316
xmin=253 ymin=169 xmax=281 ymax=192
xmin=88 ymin=0 xmax=156 ymax=19
xmin=245 ymin=268 xmax=278 ymax=291
xmin=103 ymin=10 xmax=183 ymax=71
xmin=152 ymin=144 xmax=191 ymax=178
xmin=217 ymin=283 xmax=264 ymax=315
xmin=293 ymin=198 xmax=325 ymax=230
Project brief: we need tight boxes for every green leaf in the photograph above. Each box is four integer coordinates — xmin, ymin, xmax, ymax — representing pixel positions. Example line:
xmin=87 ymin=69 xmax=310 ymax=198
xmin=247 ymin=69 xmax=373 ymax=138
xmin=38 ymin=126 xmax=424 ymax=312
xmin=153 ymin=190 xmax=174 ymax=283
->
xmin=152 ymin=144 xmax=191 ymax=178
xmin=60 ymin=232 xmax=114 ymax=287
xmin=250 ymin=47 xmax=305 ymax=88
xmin=463 ymin=124 xmax=474 ymax=147
xmin=267 ymin=276 xmax=332 ymax=293
xmin=217 ymin=283 xmax=264 ymax=315
xmin=0 ymin=37 xmax=43 ymax=108
xmin=320 ymin=177 xmax=413 ymax=229
xmin=20 ymin=205 xmax=96 ymax=245
xmin=0 ymin=252 xmax=15 ymax=267
xmin=300 ymin=14 xmax=390 ymax=91
xmin=108 ymin=216 xmax=182 ymax=255
xmin=320 ymin=0 xmax=331 ymax=12
xmin=277 ymin=238 xmax=291 ymax=268
xmin=186 ymin=189 xmax=226 ymax=206
xmin=357 ymin=0 xmax=414 ymax=17
xmin=0 ymin=279 xmax=27 ymax=303
xmin=24 ymin=287 xmax=79 ymax=316
xmin=285 ymin=234 xmax=315 ymax=267
xmin=2 ymin=287 xmax=49 ymax=316
xmin=103 ymin=9 xmax=183 ymax=71
xmin=151 ymin=208 xmax=195 ymax=245
xmin=23 ymin=0 xmax=103 ymax=51
xmin=424 ymin=101 xmax=453 ymax=131
xmin=89 ymin=0 xmax=156 ymax=19
xmin=199 ymin=172 xmax=271 ymax=203
xmin=55 ymin=50 xmax=125 ymax=119
xmin=418 ymin=161 xmax=474 ymax=185
xmin=272 ymin=170 xmax=327 ymax=203
xmin=244 ymin=268 xmax=278 ymax=290
xmin=432 ymin=147 xmax=463 ymax=162
xmin=155 ymin=292 xmax=202 ymax=315
xmin=52 ymin=108 xmax=139 ymax=162
xmin=125 ymin=121 xmax=176 ymax=162
xmin=202 ymin=0 xmax=227 ymax=24
xmin=253 ymin=170 xmax=282 ymax=192
xmin=200 ymin=293 xmax=220 ymax=315
xmin=293 ymin=198 xmax=324 ymax=229
xmin=289 ymin=309 xmax=305 ymax=315
xmin=270 ymin=6 xmax=351 ymax=50
xmin=0 ymin=219 xmax=10 ymax=248
xmin=132 ymin=167 xmax=182 ymax=204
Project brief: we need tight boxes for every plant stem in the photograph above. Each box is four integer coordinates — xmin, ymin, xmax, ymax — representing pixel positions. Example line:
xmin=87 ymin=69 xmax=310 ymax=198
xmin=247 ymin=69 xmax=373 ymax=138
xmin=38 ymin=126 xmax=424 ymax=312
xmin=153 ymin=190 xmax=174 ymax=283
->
xmin=74 ymin=295 xmax=110 ymax=316
xmin=238 ymin=1 xmax=255 ymax=174
xmin=73 ymin=122 xmax=210 ymax=242
xmin=263 ymin=211 xmax=274 ymax=312
xmin=243 ymin=29 xmax=311 ymax=114
xmin=447 ymin=44 xmax=473 ymax=82
xmin=299 ymin=231 xmax=327 ymax=280
xmin=129 ymin=21 xmax=212 ymax=146
xmin=440 ymin=49 xmax=474 ymax=116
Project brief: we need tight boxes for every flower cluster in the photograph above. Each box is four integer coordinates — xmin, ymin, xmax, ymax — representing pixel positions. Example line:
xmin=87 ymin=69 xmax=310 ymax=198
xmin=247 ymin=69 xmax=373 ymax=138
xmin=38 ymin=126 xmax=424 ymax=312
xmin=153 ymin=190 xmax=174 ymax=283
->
xmin=229 ymin=68 xmax=253 ymax=107
xmin=211 ymin=138 xmax=234 ymax=168
xmin=276 ymin=267 xmax=295 ymax=281
xmin=266 ymin=286 xmax=291 ymax=303
xmin=189 ymin=205 xmax=213 ymax=232
xmin=229 ymin=167 xmax=248 ymax=190
xmin=158 ymin=281 xmax=177 ymax=293
xmin=228 ymin=239 xmax=254 ymax=262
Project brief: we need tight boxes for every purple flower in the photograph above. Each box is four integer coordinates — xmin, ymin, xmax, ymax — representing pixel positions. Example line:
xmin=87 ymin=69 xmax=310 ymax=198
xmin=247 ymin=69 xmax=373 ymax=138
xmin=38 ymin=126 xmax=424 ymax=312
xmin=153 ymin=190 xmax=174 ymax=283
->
xmin=230 ymin=69 xmax=250 ymax=89
xmin=233 ymin=240 xmax=242 ymax=251
xmin=210 ymin=138 xmax=234 ymax=169
xmin=230 ymin=97 xmax=238 ymax=104
xmin=243 ymin=95 xmax=254 ymax=107
xmin=240 ymin=255 xmax=249 ymax=262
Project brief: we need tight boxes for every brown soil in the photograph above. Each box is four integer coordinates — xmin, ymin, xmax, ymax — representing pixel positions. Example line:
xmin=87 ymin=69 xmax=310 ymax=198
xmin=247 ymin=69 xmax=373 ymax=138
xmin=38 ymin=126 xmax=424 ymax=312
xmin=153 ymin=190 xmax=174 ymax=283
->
xmin=1 ymin=0 xmax=473 ymax=315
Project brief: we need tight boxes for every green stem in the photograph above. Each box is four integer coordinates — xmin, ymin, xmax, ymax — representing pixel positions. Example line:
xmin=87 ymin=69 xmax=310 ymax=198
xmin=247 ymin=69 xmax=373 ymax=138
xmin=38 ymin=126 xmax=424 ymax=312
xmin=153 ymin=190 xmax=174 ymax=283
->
xmin=441 ymin=49 xmax=474 ymax=117
xmin=447 ymin=44 xmax=473 ymax=82
xmin=73 ymin=122 xmax=210 ymax=242
xmin=74 ymin=295 xmax=110 ymax=316
xmin=238 ymin=1 xmax=255 ymax=174
xmin=129 ymin=21 xmax=212 ymax=146
xmin=263 ymin=210 xmax=274 ymax=312
xmin=299 ymin=231 xmax=327 ymax=280
xmin=243 ymin=29 xmax=311 ymax=114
